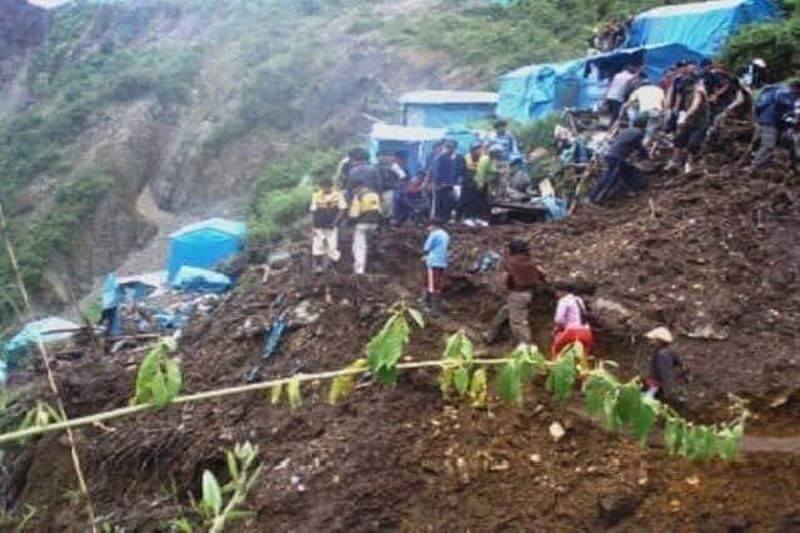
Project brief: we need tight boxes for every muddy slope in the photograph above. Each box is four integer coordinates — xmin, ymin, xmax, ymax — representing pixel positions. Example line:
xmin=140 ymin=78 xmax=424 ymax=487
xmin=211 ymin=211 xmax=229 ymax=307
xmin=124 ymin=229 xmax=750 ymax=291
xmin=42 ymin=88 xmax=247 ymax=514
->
xmin=3 ymin=142 xmax=800 ymax=530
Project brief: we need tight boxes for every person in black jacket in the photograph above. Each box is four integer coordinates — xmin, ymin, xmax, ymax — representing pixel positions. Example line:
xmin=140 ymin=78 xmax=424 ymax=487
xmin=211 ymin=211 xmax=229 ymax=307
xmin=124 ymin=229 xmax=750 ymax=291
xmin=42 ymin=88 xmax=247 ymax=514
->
xmin=587 ymin=116 xmax=648 ymax=205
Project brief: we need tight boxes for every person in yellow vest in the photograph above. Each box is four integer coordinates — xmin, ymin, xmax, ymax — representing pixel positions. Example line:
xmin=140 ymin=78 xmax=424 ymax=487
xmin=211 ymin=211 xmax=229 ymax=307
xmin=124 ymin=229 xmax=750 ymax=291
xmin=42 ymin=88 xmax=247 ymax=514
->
xmin=310 ymin=176 xmax=348 ymax=273
xmin=348 ymin=183 xmax=382 ymax=275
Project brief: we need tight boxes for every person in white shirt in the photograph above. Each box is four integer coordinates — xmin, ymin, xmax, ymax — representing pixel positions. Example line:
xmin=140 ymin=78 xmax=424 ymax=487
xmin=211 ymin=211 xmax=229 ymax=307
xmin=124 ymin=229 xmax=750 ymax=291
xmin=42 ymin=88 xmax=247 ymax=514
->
xmin=604 ymin=64 xmax=641 ymax=125
xmin=623 ymin=79 xmax=666 ymax=149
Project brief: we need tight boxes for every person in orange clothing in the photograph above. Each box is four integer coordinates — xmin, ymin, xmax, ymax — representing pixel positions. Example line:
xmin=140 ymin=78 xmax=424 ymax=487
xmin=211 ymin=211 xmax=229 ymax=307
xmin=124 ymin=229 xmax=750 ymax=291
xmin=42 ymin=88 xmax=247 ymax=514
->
xmin=550 ymin=284 xmax=594 ymax=359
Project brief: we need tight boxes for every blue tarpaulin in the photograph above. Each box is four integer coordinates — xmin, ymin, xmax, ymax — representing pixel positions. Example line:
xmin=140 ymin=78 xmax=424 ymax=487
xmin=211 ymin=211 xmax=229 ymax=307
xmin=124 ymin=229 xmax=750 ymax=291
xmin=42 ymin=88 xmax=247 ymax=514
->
xmin=400 ymin=91 xmax=498 ymax=129
xmin=496 ymin=59 xmax=588 ymax=123
xmin=369 ymin=123 xmax=483 ymax=174
xmin=584 ymin=44 xmax=708 ymax=83
xmin=497 ymin=44 xmax=706 ymax=123
xmin=3 ymin=317 xmax=80 ymax=370
xmin=370 ymin=123 xmax=448 ymax=176
xmin=171 ymin=266 xmax=232 ymax=294
xmin=626 ymin=0 xmax=779 ymax=57
xmin=167 ymin=218 xmax=246 ymax=283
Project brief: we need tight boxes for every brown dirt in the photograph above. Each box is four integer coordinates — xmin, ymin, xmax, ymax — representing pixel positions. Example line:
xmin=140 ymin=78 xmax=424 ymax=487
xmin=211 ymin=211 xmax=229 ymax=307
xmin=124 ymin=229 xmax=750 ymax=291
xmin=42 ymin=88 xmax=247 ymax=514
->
xmin=2 ymin=139 xmax=800 ymax=530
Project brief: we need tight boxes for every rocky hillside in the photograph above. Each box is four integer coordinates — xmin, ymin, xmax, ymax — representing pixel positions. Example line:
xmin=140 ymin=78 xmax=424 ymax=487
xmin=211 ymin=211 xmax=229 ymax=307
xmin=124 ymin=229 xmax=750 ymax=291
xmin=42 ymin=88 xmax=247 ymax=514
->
xmin=0 ymin=0 xmax=494 ymax=325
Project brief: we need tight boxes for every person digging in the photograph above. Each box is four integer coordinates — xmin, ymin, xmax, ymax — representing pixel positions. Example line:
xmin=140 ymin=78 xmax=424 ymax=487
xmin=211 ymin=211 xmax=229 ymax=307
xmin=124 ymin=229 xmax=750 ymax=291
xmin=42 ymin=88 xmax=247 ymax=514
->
xmin=642 ymin=327 xmax=685 ymax=404
xmin=484 ymin=239 xmax=546 ymax=345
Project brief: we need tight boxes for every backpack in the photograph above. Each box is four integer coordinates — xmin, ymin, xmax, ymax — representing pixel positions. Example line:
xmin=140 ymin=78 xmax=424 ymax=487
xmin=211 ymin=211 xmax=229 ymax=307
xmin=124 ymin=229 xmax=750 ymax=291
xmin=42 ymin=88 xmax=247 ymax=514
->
xmin=755 ymin=85 xmax=781 ymax=117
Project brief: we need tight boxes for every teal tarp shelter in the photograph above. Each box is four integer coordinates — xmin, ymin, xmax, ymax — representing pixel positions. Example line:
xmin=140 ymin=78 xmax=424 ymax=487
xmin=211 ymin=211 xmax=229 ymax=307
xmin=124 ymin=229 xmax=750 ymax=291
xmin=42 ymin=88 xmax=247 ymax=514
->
xmin=3 ymin=317 xmax=80 ymax=371
xmin=497 ymin=44 xmax=707 ymax=123
xmin=626 ymin=0 xmax=779 ymax=57
xmin=496 ymin=59 xmax=588 ymax=123
xmin=167 ymin=219 xmax=246 ymax=283
xmin=399 ymin=91 xmax=498 ymax=129
xmin=171 ymin=266 xmax=232 ymax=294
xmin=584 ymin=43 xmax=708 ymax=85
xmin=369 ymin=123 xmax=447 ymax=176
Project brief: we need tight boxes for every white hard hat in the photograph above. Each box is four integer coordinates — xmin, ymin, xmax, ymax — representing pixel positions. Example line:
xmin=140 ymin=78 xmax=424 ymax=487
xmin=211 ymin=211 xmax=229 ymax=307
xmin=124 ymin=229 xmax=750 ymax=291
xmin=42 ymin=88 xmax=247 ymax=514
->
xmin=645 ymin=327 xmax=674 ymax=344
xmin=752 ymin=58 xmax=767 ymax=69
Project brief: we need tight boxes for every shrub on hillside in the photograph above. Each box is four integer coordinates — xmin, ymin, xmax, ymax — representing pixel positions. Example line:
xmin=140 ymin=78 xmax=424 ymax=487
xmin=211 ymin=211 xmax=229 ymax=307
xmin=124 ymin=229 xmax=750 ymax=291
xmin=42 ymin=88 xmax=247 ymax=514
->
xmin=512 ymin=114 xmax=560 ymax=153
xmin=722 ymin=17 xmax=800 ymax=82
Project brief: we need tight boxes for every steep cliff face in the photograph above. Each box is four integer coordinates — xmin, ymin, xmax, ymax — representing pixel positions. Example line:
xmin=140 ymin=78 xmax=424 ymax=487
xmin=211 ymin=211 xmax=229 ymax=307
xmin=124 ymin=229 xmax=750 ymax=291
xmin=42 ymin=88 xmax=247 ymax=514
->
xmin=0 ymin=0 xmax=483 ymax=322
xmin=0 ymin=0 xmax=49 ymax=117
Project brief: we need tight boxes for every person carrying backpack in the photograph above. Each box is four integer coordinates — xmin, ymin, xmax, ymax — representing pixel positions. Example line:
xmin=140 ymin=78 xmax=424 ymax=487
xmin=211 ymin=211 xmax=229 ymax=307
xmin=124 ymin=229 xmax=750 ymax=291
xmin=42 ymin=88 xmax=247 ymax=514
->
xmin=751 ymin=80 xmax=800 ymax=170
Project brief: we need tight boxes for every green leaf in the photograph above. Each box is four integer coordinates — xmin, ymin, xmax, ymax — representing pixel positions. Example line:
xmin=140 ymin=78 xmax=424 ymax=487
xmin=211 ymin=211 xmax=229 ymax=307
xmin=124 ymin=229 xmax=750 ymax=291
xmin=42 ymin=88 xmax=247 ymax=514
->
xmin=497 ymin=361 xmax=522 ymax=405
xmin=202 ymin=470 xmax=222 ymax=515
xmin=269 ymin=383 xmax=283 ymax=405
xmin=226 ymin=450 xmax=239 ymax=480
xmin=150 ymin=373 xmax=170 ymax=408
xmin=439 ymin=367 xmax=453 ymax=398
xmin=407 ymin=308 xmax=425 ymax=329
xmin=615 ymin=382 xmax=642 ymax=426
xmin=664 ymin=417 xmax=685 ymax=455
xmin=584 ymin=374 xmax=613 ymax=417
xmin=366 ymin=314 xmax=410 ymax=386
xmin=633 ymin=397 xmax=658 ymax=445
xmin=602 ymin=392 xmax=621 ymax=430
xmin=716 ymin=428 xmax=739 ymax=460
xmin=287 ymin=377 xmax=302 ymax=410
xmin=328 ymin=359 xmax=367 ymax=405
xmin=165 ymin=358 xmax=182 ymax=398
xmin=546 ymin=351 xmax=577 ymax=404
xmin=134 ymin=343 xmax=165 ymax=404
xmin=469 ymin=368 xmax=488 ymax=407
xmin=453 ymin=368 xmax=470 ymax=396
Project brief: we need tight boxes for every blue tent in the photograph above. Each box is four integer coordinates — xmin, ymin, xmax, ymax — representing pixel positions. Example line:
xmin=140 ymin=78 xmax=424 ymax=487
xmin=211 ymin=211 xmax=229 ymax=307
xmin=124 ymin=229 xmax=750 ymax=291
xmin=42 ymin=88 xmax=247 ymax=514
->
xmin=496 ymin=59 xmax=590 ymax=123
xmin=583 ymin=43 xmax=708 ymax=84
xmin=497 ymin=43 xmax=707 ymax=123
xmin=399 ymin=91 xmax=498 ymax=129
xmin=626 ymin=0 xmax=779 ymax=57
xmin=171 ymin=266 xmax=232 ymax=294
xmin=3 ymin=317 xmax=80 ymax=370
xmin=167 ymin=218 xmax=246 ymax=283
xmin=369 ymin=123 xmax=447 ymax=176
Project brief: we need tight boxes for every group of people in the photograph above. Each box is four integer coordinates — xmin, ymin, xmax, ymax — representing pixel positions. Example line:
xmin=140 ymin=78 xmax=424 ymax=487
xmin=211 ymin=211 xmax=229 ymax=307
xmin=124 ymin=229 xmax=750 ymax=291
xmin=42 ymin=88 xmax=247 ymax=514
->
xmin=310 ymin=120 xmax=525 ymax=276
xmin=587 ymin=16 xmax=633 ymax=55
xmin=586 ymin=57 xmax=800 ymax=205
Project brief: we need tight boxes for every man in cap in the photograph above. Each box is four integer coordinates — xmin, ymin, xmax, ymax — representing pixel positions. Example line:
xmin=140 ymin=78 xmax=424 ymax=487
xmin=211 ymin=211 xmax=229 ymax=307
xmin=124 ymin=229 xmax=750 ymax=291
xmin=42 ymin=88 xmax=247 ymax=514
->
xmin=643 ymin=327 xmax=684 ymax=402
xmin=751 ymin=79 xmax=800 ymax=171
xmin=430 ymin=140 xmax=460 ymax=223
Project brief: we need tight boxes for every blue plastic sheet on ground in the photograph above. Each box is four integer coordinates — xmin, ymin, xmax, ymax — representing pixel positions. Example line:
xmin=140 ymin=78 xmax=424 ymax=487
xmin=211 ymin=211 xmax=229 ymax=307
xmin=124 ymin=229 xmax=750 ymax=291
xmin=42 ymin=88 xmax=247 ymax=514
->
xmin=102 ymin=273 xmax=121 ymax=309
xmin=541 ymin=196 xmax=568 ymax=221
xmin=2 ymin=317 xmax=80 ymax=370
xmin=626 ymin=0 xmax=779 ymax=57
xmin=171 ymin=266 xmax=232 ymax=294
xmin=167 ymin=218 xmax=246 ymax=283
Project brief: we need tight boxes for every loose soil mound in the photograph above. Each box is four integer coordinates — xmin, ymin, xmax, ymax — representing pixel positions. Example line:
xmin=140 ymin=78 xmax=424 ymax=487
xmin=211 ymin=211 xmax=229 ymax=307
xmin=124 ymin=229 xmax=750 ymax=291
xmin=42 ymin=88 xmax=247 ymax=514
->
xmin=2 ymin=147 xmax=800 ymax=530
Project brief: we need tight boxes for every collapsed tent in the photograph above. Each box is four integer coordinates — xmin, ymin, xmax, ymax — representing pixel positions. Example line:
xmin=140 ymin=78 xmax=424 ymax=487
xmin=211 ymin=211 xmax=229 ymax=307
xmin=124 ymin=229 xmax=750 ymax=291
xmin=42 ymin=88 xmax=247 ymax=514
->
xmin=2 ymin=317 xmax=80 ymax=370
xmin=167 ymin=218 xmax=246 ymax=283
xmin=399 ymin=90 xmax=498 ymax=129
xmin=583 ymin=43 xmax=708 ymax=84
xmin=118 ymin=271 xmax=167 ymax=301
xmin=626 ymin=0 xmax=779 ymax=57
xmin=497 ymin=44 xmax=706 ymax=123
xmin=171 ymin=266 xmax=232 ymax=294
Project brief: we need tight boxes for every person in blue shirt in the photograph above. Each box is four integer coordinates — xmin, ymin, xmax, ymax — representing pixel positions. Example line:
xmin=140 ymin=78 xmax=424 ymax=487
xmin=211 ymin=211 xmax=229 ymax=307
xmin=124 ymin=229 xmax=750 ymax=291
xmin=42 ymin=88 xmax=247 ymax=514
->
xmin=751 ymin=80 xmax=800 ymax=171
xmin=422 ymin=222 xmax=450 ymax=315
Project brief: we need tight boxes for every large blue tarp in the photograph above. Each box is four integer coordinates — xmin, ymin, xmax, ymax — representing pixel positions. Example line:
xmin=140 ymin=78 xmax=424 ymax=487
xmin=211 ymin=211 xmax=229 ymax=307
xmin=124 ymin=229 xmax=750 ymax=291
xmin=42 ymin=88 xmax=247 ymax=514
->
xmin=497 ymin=44 xmax=707 ymax=123
xmin=400 ymin=91 xmax=498 ymax=129
xmin=3 ymin=317 xmax=80 ymax=370
xmin=171 ymin=266 xmax=232 ymax=294
xmin=167 ymin=218 xmax=246 ymax=282
xmin=584 ymin=44 xmax=708 ymax=83
xmin=369 ymin=123 xmax=483 ymax=175
xmin=496 ymin=58 xmax=591 ymax=123
xmin=626 ymin=0 xmax=779 ymax=57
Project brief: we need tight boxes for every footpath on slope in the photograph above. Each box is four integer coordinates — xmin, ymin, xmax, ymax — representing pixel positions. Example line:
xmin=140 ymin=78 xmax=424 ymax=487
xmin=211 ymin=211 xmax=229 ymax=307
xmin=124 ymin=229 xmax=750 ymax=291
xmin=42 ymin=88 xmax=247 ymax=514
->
xmin=2 ymin=140 xmax=800 ymax=530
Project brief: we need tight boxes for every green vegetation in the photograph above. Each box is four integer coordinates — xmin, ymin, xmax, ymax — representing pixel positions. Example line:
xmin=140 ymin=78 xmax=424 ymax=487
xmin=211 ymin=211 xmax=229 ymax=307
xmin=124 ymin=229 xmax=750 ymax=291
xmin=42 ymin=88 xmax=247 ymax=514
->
xmin=381 ymin=0 xmax=663 ymax=80
xmin=248 ymin=149 xmax=341 ymax=244
xmin=723 ymin=2 xmax=800 ymax=81
xmin=512 ymin=114 xmax=561 ymax=151
xmin=0 ymin=304 xmax=750 ymax=463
